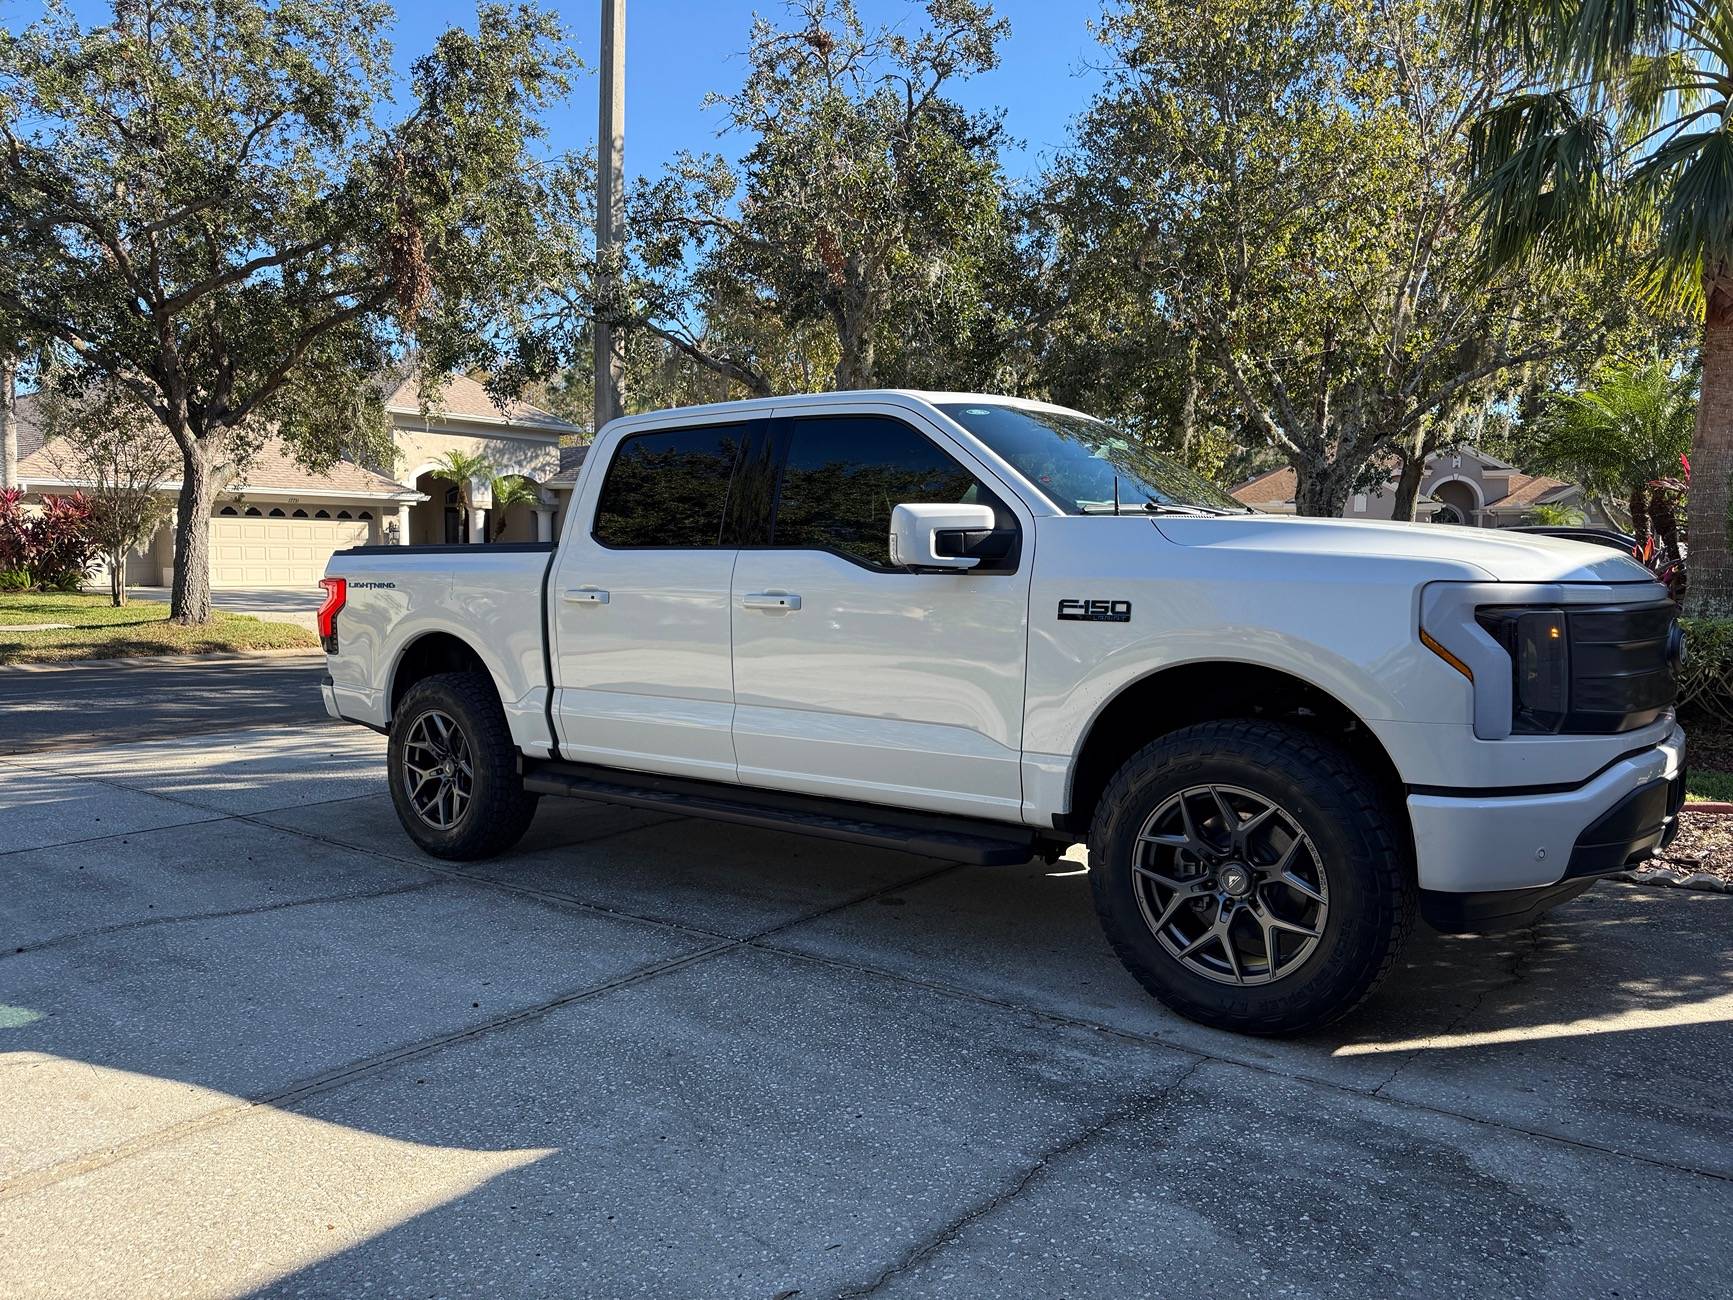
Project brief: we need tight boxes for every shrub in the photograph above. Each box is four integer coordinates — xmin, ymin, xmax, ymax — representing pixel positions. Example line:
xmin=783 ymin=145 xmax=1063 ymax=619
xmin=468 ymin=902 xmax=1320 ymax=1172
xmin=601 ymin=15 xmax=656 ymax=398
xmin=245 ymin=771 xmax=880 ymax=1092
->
xmin=0 ymin=487 xmax=30 ymax=574
xmin=1677 ymin=618 xmax=1733 ymax=725
xmin=28 ymin=493 xmax=99 ymax=592
xmin=0 ymin=568 xmax=30 ymax=592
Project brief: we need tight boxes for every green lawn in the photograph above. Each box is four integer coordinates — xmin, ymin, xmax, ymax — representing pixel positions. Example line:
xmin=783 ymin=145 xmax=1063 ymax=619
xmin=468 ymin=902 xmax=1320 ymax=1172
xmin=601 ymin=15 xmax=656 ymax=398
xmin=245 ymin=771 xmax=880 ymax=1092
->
xmin=0 ymin=592 xmax=318 ymax=664
xmin=1686 ymin=768 xmax=1733 ymax=805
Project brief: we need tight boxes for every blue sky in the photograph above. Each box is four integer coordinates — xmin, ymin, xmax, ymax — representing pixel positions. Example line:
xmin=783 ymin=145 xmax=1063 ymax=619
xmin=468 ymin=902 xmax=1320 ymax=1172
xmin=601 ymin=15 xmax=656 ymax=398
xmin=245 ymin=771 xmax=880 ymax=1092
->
xmin=33 ymin=1 xmax=1108 ymax=182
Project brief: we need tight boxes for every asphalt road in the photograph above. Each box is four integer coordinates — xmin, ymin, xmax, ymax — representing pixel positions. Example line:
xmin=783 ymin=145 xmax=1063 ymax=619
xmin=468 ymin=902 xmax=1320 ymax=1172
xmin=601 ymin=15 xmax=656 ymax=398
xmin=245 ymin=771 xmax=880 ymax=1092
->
xmin=0 ymin=654 xmax=330 ymax=755
xmin=2 ymin=720 xmax=1730 ymax=1298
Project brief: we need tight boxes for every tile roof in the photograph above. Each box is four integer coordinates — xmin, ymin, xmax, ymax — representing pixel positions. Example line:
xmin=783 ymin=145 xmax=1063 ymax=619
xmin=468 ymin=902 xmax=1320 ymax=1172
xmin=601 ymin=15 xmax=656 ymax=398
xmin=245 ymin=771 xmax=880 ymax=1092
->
xmin=1230 ymin=466 xmax=1296 ymax=505
xmin=15 ymin=391 xmax=416 ymax=500
xmin=382 ymin=371 xmax=576 ymax=431
xmin=546 ymin=443 xmax=589 ymax=488
xmin=1488 ymin=472 xmax=1575 ymax=510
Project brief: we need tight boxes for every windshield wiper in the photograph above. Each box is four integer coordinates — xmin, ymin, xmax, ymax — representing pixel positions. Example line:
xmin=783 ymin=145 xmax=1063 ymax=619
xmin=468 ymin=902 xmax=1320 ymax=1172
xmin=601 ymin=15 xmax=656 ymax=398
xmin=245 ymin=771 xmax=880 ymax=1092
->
xmin=1078 ymin=501 xmax=1237 ymax=517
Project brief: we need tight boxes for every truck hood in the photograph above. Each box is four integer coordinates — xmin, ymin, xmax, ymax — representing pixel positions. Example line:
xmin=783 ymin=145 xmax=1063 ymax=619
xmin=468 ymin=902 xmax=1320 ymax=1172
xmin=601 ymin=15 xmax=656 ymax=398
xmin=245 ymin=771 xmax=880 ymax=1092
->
xmin=1152 ymin=514 xmax=1656 ymax=584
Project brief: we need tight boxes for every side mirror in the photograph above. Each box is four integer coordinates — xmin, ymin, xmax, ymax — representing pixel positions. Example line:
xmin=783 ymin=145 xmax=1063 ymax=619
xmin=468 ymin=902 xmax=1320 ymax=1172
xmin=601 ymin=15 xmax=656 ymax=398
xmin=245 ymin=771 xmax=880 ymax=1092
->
xmin=889 ymin=503 xmax=1006 ymax=571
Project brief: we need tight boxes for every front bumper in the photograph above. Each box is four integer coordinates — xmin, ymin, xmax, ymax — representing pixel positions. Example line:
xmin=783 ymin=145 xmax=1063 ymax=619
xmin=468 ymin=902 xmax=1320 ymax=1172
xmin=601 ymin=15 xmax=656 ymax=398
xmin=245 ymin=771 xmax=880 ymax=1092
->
xmin=1408 ymin=724 xmax=1685 ymax=895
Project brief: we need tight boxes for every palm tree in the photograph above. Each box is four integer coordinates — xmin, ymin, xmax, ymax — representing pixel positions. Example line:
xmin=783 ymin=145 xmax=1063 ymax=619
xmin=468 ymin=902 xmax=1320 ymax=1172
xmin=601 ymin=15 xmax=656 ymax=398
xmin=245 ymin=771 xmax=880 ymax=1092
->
xmin=1527 ymin=501 xmax=1587 ymax=526
xmin=487 ymin=474 xmax=540 ymax=541
xmin=429 ymin=450 xmax=495 ymax=542
xmin=1527 ymin=359 xmax=1695 ymax=543
xmin=1466 ymin=2 xmax=1733 ymax=613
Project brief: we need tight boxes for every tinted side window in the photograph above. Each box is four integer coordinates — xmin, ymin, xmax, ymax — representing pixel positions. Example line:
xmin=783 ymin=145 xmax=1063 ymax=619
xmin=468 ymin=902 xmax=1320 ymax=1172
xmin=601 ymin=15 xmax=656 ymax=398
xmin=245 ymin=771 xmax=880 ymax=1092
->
xmin=772 ymin=416 xmax=981 ymax=568
xmin=593 ymin=425 xmax=744 ymax=548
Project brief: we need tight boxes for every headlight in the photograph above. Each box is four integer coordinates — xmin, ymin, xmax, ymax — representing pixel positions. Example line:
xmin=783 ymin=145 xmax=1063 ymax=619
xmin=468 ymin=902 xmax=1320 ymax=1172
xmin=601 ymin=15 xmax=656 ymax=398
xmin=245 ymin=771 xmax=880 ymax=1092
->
xmin=1475 ymin=607 xmax=1569 ymax=734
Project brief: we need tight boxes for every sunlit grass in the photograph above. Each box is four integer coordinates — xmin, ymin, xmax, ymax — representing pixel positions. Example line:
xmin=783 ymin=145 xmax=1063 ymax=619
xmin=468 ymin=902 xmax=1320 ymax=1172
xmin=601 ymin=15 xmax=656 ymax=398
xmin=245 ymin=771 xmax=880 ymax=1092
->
xmin=0 ymin=591 xmax=316 ymax=663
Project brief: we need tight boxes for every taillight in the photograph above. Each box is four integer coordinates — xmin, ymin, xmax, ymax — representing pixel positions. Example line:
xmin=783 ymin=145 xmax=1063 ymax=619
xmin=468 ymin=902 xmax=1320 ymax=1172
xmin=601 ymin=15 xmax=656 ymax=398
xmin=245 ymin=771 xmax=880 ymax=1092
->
xmin=317 ymin=576 xmax=346 ymax=652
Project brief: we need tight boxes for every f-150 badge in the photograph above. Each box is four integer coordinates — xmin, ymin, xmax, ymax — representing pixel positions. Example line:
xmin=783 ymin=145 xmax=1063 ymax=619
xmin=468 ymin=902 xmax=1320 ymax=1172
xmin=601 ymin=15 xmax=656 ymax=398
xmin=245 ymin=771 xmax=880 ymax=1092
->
xmin=1058 ymin=598 xmax=1131 ymax=623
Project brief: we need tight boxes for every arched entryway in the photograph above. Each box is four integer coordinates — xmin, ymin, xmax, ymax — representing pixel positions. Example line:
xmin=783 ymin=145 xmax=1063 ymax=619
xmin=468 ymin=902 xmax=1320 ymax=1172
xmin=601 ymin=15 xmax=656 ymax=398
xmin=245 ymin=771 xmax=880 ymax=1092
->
xmin=1430 ymin=478 xmax=1481 ymax=526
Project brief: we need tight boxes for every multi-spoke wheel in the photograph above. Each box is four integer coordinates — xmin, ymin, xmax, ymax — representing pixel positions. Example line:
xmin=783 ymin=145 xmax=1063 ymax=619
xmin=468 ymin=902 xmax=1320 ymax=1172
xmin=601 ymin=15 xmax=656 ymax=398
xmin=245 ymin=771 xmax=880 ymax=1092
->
xmin=1089 ymin=719 xmax=1414 ymax=1035
xmin=401 ymin=709 xmax=474 ymax=829
xmin=388 ymin=672 xmax=539 ymax=860
xmin=1133 ymin=784 xmax=1328 ymax=986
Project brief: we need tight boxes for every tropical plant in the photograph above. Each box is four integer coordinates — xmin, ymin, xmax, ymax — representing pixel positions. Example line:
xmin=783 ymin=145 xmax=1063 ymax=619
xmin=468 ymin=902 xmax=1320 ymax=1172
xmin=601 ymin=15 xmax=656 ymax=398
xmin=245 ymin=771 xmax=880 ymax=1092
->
xmin=29 ymin=493 xmax=99 ymax=591
xmin=429 ymin=450 xmax=497 ymax=541
xmin=1524 ymin=360 xmax=1694 ymax=545
xmin=1465 ymin=0 xmax=1733 ymax=614
xmin=0 ymin=0 xmax=583 ymax=623
xmin=1526 ymin=501 xmax=1587 ymax=526
xmin=488 ymin=474 xmax=541 ymax=541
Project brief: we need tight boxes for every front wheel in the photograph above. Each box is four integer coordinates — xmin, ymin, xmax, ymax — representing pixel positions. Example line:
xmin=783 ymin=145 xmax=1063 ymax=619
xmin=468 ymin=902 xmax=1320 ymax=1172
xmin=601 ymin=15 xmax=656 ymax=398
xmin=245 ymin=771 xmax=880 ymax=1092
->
xmin=1089 ymin=719 xmax=1414 ymax=1035
xmin=388 ymin=671 xmax=538 ymax=860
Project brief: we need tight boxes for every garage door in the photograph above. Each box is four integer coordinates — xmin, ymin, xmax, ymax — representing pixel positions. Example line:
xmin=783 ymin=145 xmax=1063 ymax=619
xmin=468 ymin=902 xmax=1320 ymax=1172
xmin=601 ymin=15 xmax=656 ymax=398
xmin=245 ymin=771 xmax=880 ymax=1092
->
xmin=210 ymin=515 xmax=372 ymax=588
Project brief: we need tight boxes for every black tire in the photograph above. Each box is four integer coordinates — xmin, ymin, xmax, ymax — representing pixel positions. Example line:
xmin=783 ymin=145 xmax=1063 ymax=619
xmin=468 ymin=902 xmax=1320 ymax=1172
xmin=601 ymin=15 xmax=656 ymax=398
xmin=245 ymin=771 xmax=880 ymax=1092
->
xmin=1088 ymin=719 xmax=1414 ymax=1035
xmin=387 ymin=671 xmax=539 ymax=861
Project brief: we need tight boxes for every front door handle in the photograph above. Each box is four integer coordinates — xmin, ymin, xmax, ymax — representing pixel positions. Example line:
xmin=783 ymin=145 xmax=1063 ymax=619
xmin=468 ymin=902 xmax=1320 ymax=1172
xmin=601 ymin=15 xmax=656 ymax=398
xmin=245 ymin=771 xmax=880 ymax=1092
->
xmin=742 ymin=591 xmax=801 ymax=611
xmin=563 ymin=587 xmax=610 ymax=604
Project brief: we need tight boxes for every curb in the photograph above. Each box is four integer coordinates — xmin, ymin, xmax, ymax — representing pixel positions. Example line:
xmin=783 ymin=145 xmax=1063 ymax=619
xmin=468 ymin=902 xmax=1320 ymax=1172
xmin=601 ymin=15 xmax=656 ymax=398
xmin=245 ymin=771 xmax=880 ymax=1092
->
xmin=1684 ymin=800 xmax=1733 ymax=814
xmin=0 ymin=648 xmax=325 ymax=673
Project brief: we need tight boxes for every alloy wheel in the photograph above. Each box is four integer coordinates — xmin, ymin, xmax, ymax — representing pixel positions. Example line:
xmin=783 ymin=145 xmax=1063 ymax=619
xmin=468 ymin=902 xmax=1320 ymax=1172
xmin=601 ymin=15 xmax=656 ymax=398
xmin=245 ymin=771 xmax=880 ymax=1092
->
xmin=1131 ymin=784 xmax=1329 ymax=985
xmin=401 ymin=708 xmax=474 ymax=830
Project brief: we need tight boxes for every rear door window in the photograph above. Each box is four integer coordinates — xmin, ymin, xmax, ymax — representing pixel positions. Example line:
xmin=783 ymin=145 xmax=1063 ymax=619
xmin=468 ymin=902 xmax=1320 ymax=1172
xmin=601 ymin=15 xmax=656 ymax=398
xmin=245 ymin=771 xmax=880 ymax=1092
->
xmin=592 ymin=425 xmax=746 ymax=548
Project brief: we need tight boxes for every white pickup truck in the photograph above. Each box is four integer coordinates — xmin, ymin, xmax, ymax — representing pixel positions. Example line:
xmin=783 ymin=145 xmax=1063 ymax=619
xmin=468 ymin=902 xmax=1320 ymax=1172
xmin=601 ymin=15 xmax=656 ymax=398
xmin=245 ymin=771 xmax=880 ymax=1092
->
xmin=320 ymin=391 xmax=1685 ymax=1034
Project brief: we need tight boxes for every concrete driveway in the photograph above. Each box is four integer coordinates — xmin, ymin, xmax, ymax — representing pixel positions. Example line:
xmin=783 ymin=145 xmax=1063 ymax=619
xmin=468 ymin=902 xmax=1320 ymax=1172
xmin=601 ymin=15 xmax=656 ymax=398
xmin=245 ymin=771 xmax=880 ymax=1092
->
xmin=2 ymin=721 xmax=1730 ymax=1298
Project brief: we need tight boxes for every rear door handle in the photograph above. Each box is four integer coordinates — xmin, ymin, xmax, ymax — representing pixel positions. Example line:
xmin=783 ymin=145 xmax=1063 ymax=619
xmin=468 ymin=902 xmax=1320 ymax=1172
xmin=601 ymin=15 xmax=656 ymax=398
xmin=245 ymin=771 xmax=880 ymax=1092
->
xmin=742 ymin=591 xmax=801 ymax=611
xmin=563 ymin=587 xmax=610 ymax=604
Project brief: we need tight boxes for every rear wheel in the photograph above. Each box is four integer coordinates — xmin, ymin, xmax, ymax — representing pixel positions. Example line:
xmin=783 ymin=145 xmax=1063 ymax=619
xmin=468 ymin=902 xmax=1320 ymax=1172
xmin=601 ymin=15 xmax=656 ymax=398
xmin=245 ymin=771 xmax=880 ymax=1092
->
xmin=388 ymin=672 xmax=538 ymax=860
xmin=1089 ymin=719 xmax=1414 ymax=1035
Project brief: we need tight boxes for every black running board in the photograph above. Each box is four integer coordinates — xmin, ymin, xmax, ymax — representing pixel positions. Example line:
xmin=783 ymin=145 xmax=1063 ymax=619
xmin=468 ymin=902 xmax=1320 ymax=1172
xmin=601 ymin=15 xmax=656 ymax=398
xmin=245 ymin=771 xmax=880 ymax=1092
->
xmin=522 ymin=760 xmax=1037 ymax=865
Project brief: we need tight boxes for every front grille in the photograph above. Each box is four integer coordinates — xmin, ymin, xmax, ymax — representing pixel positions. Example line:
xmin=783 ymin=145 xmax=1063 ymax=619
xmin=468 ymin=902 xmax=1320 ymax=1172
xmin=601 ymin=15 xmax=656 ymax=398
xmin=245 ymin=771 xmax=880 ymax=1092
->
xmin=1476 ymin=598 xmax=1678 ymax=735
xmin=1565 ymin=601 xmax=1677 ymax=733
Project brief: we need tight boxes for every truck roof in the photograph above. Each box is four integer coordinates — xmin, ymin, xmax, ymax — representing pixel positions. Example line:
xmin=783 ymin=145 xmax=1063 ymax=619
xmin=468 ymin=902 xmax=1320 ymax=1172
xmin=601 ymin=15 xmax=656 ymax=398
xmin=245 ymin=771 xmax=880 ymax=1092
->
xmin=598 ymin=389 xmax=1076 ymax=435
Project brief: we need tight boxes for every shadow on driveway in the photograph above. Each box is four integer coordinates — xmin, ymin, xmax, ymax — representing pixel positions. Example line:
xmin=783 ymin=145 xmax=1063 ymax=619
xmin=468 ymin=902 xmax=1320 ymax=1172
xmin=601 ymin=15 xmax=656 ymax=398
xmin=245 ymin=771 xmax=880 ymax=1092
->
xmin=2 ymin=727 xmax=1729 ymax=1298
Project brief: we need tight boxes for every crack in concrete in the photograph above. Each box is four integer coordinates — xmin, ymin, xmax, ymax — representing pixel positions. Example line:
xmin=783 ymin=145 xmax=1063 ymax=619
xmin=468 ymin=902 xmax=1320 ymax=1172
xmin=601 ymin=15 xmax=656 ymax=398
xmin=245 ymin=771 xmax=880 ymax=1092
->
xmin=1 ymin=878 xmax=445 ymax=960
xmin=1369 ymin=923 xmax=1546 ymax=1097
xmin=831 ymin=1057 xmax=1211 ymax=1298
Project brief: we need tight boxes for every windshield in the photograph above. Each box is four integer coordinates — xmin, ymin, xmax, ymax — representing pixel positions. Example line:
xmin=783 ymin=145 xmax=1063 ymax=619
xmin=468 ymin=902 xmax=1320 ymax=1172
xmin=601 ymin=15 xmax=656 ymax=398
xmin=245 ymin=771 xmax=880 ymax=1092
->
xmin=938 ymin=402 xmax=1249 ymax=516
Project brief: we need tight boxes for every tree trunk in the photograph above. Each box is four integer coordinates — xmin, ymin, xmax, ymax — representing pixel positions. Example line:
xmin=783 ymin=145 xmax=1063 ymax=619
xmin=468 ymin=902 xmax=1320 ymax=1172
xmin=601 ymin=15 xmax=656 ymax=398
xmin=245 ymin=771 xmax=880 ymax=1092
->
xmin=110 ymin=550 xmax=126 ymax=607
xmin=1389 ymin=445 xmax=1427 ymax=522
xmin=832 ymin=304 xmax=876 ymax=390
xmin=1685 ymin=281 xmax=1733 ymax=618
xmin=1293 ymin=462 xmax=1353 ymax=518
xmin=1 ymin=355 xmax=17 ymax=490
xmin=1628 ymin=483 xmax=1650 ymax=549
xmin=169 ymin=444 xmax=216 ymax=624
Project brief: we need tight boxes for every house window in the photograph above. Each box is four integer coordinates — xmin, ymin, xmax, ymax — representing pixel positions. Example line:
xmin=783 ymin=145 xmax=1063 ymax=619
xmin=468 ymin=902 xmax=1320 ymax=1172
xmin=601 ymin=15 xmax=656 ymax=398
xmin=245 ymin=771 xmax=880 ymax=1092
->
xmin=336 ymin=510 xmax=352 ymax=520
xmin=291 ymin=509 xmax=308 ymax=518
xmin=358 ymin=510 xmax=373 ymax=520
xmin=244 ymin=507 xmax=262 ymax=517
xmin=268 ymin=507 xmax=286 ymax=517
xmin=314 ymin=509 xmax=330 ymax=519
xmin=1352 ymin=493 xmax=1367 ymax=513
xmin=218 ymin=506 xmax=238 ymax=516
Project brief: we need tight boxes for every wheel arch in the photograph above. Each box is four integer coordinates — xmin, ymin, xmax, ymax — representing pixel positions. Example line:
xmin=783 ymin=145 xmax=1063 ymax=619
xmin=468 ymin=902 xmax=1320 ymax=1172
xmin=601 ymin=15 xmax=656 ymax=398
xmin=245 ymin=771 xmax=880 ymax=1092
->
xmin=387 ymin=631 xmax=497 ymax=717
xmin=1064 ymin=661 xmax=1409 ymax=854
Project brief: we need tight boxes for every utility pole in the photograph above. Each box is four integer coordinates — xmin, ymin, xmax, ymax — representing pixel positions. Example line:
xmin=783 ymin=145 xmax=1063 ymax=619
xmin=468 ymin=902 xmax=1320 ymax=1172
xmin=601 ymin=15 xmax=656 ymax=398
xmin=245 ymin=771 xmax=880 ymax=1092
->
xmin=594 ymin=0 xmax=626 ymax=436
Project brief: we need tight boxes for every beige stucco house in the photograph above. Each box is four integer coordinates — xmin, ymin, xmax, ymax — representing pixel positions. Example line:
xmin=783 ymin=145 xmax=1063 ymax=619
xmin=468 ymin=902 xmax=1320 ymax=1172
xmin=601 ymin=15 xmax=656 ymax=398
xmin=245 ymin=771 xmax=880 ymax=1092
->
xmin=13 ymin=374 xmax=581 ymax=589
xmin=1230 ymin=448 xmax=1594 ymax=527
